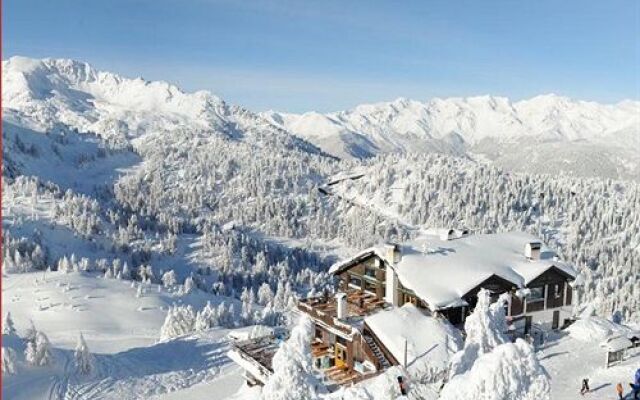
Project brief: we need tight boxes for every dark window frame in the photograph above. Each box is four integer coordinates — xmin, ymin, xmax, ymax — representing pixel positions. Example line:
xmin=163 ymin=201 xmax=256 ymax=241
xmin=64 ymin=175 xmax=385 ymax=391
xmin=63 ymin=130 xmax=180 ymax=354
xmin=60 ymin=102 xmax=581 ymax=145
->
xmin=527 ymin=286 xmax=545 ymax=302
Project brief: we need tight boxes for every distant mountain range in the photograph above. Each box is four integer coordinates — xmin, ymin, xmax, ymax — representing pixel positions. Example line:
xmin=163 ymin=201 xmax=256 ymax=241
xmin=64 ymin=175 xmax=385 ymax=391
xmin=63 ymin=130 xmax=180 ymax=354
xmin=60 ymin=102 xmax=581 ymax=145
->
xmin=3 ymin=56 xmax=639 ymax=180
xmin=262 ymin=96 xmax=640 ymax=180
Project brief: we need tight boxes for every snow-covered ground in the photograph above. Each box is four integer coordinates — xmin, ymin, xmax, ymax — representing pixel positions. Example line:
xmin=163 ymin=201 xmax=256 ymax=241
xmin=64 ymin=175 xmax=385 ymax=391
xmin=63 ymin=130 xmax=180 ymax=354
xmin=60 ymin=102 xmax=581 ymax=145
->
xmin=2 ymin=271 xmax=245 ymax=400
xmin=540 ymin=331 xmax=640 ymax=399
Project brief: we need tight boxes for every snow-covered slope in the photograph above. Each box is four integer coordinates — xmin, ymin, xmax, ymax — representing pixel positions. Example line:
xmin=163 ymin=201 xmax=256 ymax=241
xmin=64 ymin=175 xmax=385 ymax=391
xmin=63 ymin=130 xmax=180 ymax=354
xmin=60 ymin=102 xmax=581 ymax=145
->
xmin=2 ymin=56 xmax=325 ymax=157
xmin=263 ymin=95 xmax=640 ymax=180
xmin=2 ymin=271 xmax=244 ymax=400
xmin=1 ymin=56 xmax=342 ymax=398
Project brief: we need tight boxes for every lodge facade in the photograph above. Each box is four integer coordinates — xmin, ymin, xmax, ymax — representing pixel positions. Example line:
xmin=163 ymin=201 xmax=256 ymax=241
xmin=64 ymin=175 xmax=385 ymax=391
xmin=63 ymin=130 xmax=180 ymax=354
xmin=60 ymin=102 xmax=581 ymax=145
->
xmin=230 ymin=230 xmax=577 ymax=388
xmin=297 ymin=231 xmax=577 ymax=386
xmin=330 ymin=242 xmax=575 ymax=329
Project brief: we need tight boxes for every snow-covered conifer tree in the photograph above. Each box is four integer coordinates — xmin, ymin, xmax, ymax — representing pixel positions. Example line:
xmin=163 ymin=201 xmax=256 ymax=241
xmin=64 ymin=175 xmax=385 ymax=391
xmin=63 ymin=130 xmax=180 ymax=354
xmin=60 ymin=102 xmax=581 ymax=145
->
xmin=241 ymin=287 xmax=254 ymax=324
xmin=122 ymin=262 xmax=130 ymax=279
xmin=159 ymin=305 xmax=196 ymax=340
xmin=74 ymin=333 xmax=94 ymax=375
xmin=195 ymin=302 xmax=217 ymax=331
xmin=440 ymin=339 xmax=549 ymax=400
xmin=31 ymin=245 xmax=45 ymax=270
xmin=2 ymin=347 xmax=18 ymax=375
xmin=182 ymin=276 xmax=195 ymax=294
xmin=78 ymin=257 xmax=91 ymax=272
xmin=261 ymin=315 xmax=319 ymax=400
xmin=257 ymin=282 xmax=274 ymax=306
xmin=449 ymin=289 xmax=509 ymax=377
xmin=25 ymin=331 xmax=53 ymax=367
xmin=3 ymin=312 xmax=17 ymax=336
xmin=162 ymin=270 xmax=177 ymax=288
xmin=58 ymin=255 xmax=71 ymax=273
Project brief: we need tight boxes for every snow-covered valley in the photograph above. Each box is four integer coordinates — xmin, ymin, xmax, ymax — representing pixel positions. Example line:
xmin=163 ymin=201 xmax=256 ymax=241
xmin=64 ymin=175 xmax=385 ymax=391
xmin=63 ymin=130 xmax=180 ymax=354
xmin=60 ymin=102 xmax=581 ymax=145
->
xmin=2 ymin=56 xmax=640 ymax=400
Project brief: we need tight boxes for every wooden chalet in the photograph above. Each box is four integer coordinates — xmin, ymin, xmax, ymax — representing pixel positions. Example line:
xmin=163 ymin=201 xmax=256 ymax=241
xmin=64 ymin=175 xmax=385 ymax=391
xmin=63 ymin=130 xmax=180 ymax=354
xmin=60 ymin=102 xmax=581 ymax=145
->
xmin=231 ymin=229 xmax=577 ymax=390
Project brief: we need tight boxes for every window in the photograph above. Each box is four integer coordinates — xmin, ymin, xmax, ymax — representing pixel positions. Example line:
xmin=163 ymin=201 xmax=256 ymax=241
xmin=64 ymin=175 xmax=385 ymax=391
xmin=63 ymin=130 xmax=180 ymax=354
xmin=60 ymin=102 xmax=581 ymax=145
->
xmin=349 ymin=275 xmax=362 ymax=289
xmin=526 ymin=286 xmax=545 ymax=312
xmin=528 ymin=287 xmax=544 ymax=302
xmin=403 ymin=293 xmax=417 ymax=306
xmin=547 ymin=283 xmax=564 ymax=308
xmin=364 ymin=266 xmax=377 ymax=279
xmin=553 ymin=284 xmax=562 ymax=298
xmin=364 ymin=280 xmax=377 ymax=294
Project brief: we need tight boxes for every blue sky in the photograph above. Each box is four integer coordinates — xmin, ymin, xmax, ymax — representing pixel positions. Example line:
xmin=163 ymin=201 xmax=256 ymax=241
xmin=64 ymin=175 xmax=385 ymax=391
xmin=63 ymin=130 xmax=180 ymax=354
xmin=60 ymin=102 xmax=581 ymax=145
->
xmin=4 ymin=0 xmax=639 ymax=112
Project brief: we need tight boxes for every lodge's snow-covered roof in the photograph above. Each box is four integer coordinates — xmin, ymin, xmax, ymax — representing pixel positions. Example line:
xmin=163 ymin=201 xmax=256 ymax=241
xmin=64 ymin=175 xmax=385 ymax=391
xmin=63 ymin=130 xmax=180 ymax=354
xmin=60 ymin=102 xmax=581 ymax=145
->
xmin=330 ymin=230 xmax=576 ymax=310
xmin=364 ymin=304 xmax=461 ymax=369
xmin=328 ymin=247 xmax=382 ymax=275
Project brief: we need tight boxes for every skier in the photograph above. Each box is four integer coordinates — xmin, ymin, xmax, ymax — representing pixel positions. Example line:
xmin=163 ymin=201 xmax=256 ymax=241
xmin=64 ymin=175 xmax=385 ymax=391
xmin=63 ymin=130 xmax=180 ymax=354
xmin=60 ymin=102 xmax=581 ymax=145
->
xmin=632 ymin=382 xmax=640 ymax=400
xmin=397 ymin=375 xmax=407 ymax=396
xmin=580 ymin=378 xmax=590 ymax=395
xmin=616 ymin=382 xmax=624 ymax=400
xmin=630 ymin=368 xmax=640 ymax=400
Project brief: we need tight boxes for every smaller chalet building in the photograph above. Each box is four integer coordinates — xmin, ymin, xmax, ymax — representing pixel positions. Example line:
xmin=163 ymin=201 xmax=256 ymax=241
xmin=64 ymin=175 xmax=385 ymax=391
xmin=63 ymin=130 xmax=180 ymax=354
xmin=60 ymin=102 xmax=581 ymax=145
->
xmin=231 ymin=230 xmax=577 ymax=388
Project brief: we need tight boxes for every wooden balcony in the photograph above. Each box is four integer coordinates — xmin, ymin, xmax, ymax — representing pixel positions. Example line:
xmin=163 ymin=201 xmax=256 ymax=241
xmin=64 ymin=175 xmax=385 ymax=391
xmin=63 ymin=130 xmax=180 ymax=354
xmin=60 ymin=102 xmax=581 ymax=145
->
xmin=229 ymin=335 xmax=281 ymax=383
xmin=297 ymin=290 xmax=387 ymax=334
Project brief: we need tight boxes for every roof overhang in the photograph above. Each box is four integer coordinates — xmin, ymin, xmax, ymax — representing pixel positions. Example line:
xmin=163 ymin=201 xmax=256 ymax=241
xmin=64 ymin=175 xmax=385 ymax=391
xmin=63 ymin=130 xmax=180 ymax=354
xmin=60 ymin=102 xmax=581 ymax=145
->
xmin=328 ymin=248 xmax=387 ymax=275
xmin=525 ymin=265 xmax=577 ymax=286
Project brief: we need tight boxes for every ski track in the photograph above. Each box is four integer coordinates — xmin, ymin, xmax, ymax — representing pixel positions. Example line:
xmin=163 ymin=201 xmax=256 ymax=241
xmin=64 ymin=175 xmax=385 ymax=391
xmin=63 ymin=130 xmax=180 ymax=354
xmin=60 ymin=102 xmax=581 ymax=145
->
xmin=38 ymin=337 xmax=232 ymax=399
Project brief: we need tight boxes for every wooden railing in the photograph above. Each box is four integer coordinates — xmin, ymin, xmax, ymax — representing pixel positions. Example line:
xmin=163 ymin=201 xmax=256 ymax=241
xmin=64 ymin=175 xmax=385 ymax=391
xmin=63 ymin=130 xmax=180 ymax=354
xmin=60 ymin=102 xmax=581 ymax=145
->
xmin=297 ymin=301 xmax=353 ymax=335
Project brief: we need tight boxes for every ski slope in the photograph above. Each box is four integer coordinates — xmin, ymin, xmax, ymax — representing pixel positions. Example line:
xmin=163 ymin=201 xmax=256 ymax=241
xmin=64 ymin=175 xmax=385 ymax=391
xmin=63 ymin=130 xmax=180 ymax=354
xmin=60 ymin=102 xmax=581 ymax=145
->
xmin=2 ymin=271 xmax=245 ymax=400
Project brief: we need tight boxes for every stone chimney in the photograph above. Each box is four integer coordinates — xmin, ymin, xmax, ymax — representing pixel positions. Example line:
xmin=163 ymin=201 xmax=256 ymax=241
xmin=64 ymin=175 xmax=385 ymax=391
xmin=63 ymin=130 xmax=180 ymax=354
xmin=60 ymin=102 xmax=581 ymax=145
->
xmin=385 ymin=243 xmax=401 ymax=264
xmin=384 ymin=243 xmax=400 ymax=307
xmin=336 ymin=292 xmax=347 ymax=320
xmin=525 ymin=242 xmax=542 ymax=260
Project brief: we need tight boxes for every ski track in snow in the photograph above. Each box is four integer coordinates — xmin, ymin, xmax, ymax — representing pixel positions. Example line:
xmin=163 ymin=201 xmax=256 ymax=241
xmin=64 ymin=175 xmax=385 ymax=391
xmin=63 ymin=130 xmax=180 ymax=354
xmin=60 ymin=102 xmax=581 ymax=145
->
xmin=6 ymin=333 xmax=236 ymax=400
xmin=2 ymin=272 xmax=242 ymax=400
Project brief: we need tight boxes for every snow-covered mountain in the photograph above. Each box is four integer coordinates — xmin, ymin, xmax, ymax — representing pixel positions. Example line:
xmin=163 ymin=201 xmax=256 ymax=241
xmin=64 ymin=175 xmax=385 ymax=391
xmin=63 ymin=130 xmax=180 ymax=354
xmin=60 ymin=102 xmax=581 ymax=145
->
xmin=263 ymin=95 xmax=640 ymax=180
xmin=6 ymin=55 xmax=638 ymax=180
xmin=3 ymin=56 xmax=640 ymax=400
xmin=2 ymin=56 xmax=324 ymax=156
xmin=2 ymin=56 xmax=344 ymax=399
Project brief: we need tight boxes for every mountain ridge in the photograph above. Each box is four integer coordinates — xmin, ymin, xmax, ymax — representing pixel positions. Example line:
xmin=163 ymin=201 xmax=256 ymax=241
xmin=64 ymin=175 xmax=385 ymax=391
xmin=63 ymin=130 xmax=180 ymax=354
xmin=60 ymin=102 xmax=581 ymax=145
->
xmin=262 ymin=94 xmax=638 ymax=148
xmin=262 ymin=94 xmax=639 ymax=180
xmin=2 ymin=56 xmax=331 ymax=160
xmin=3 ymin=55 xmax=639 ymax=180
